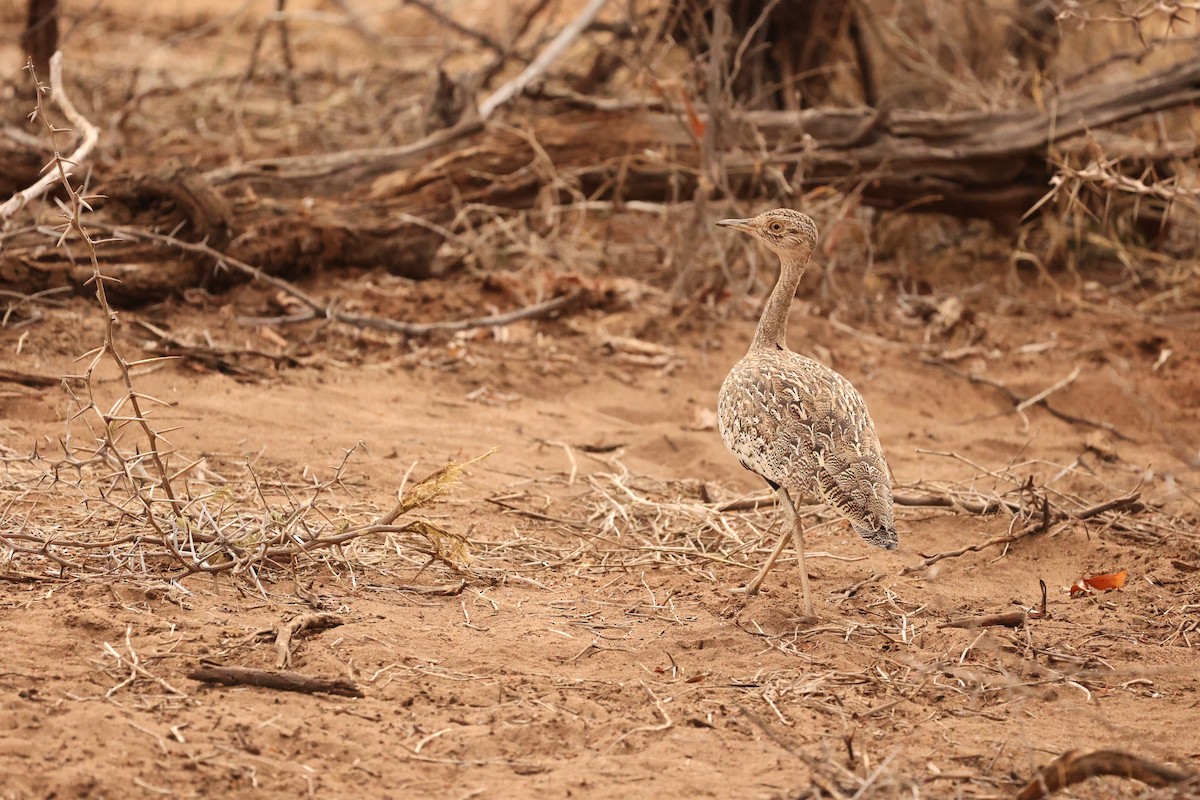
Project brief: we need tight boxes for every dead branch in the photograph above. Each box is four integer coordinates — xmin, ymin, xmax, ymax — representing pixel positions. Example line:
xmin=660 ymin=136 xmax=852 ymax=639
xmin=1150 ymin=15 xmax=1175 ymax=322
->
xmin=0 ymin=52 xmax=98 ymax=221
xmin=394 ymin=580 xmax=467 ymax=595
xmin=1074 ymin=491 xmax=1142 ymax=520
xmin=334 ymin=290 xmax=587 ymax=336
xmin=242 ymin=0 xmax=300 ymax=104
xmin=221 ymin=55 xmax=1200 ymax=200
xmin=901 ymin=528 xmax=1035 ymax=575
xmin=901 ymin=498 xmax=1050 ymax=575
xmin=1033 ymin=578 xmax=1049 ymax=618
xmin=274 ymin=613 xmax=345 ymax=668
xmin=893 ymin=491 xmax=1022 ymax=516
xmin=470 ymin=0 xmax=610 ymax=120
xmin=1017 ymin=749 xmax=1196 ymax=800
xmin=725 ymin=488 xmax=1023 ymax=516
xmin=922 ymin=357 xmax=1135 ymax=441
xmin=6 ymin=57 xmax=1198 ymax=300
xmin=725 ymin=481 xmax=1144 ymax=551
xmin=0 ymin=367 xmax=76 ymax=388
xmin=938 ymin=610 xmax=1028 ymax=630
xmin=20 ymin=0 xmax=58 ymax=80
xmin=99 ymin=224 xmax=588 ymax=334
xmin=135 ymin=319 xmax=299 ymax=374
xmin=188 ymin=662 xmax=364 ymax=698
xmin=406 ymin=0 xmax=505 ymax=54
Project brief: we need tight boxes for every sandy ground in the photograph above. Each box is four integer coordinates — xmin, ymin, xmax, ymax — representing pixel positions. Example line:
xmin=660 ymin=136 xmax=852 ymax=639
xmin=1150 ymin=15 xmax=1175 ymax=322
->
xmin=3 ymin=263 xmax=1199 ymax=799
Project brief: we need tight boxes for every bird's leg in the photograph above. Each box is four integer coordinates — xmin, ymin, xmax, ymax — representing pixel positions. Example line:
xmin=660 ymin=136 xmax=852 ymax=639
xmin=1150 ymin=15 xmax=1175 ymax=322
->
xmin=737 ymin=488 xmax=795 ymax=596
xmin=789 ymin=504 xmax=816 ymax=620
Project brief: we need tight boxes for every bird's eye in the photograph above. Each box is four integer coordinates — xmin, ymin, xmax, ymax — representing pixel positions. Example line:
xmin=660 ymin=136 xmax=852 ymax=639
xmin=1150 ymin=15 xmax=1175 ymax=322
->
xmin=769 ymin=222 xmax=784 ymax=233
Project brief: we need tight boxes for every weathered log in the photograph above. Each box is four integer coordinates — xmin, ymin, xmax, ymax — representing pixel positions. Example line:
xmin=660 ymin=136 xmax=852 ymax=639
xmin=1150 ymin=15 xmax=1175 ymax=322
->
xmin=1 ymin=58 xmax=1196 ymax=304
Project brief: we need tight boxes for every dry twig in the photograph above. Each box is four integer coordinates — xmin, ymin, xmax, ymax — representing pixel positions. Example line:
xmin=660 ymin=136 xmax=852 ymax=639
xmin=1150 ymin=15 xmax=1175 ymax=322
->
xmin=98 ymin=223 xmax=587 ymax=336
xmin=274 ymin=613 xmax=345 ymax=668
xmin=1017 ymin=749 xmax=1196 ymax=800
xmin=478 ymin=0 xmax=610 ymax=120
xmin=188 ymin=662 xmax=364 ymax=698
xmin=938 ymin=610 xmax=1028 ymax=630
xmin=0 ymin=53 xmax=98 ymax=220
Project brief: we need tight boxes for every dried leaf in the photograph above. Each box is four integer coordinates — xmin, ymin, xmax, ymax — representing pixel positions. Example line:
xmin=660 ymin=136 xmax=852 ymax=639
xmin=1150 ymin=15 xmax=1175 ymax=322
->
xmin=1086 ymin=569 xmax=1128 ymax=590
xmin=678 ymin=86 xmax=706 ymax=139
xmin=404 ymin=519 xmax=472 ymax=569
xmin=397 ymin=449 xmax=496 ymax=517
xmin=1069 ymin=569 xmax=1128 ymax=597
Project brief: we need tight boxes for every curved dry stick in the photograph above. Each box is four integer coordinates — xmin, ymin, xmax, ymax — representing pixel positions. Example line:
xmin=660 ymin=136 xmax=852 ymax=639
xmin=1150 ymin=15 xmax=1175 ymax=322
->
xmin=274 ymin=613 xmax=344 ymax=668
xmin=1017 ymin=749 xmax=1195 ymax=800
xmin=0 ymin=51 xmax=99 ymax=220
xmin=478 ymin=0 xmax=610 ymax=120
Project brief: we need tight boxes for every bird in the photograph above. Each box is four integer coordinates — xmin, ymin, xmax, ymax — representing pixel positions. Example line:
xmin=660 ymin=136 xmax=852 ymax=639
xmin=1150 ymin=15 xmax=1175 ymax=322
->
xmin=716 ymin=208 xmax=897 ymax=619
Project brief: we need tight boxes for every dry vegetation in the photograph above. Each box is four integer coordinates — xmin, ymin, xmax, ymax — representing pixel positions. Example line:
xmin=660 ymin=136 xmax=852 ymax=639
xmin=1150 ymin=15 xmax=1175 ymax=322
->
xmin=1 ymin=1 xmax=1199 ymax=798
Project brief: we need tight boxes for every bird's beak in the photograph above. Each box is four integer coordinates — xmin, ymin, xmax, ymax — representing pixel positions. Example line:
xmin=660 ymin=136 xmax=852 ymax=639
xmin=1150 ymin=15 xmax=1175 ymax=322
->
xmin=716 ymin=218 xmax=755 ymax=233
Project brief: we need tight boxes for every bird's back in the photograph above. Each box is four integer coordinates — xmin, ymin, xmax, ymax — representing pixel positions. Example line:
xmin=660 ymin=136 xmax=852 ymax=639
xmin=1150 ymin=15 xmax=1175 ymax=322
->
xmin=719 ymin=348 xmax=896 ymax=548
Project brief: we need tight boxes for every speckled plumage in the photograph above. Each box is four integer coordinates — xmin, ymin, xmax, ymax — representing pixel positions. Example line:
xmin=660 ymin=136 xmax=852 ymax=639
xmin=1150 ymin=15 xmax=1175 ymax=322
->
xmin=718 ymin=348 xmax=896 ymax=547
xmin=716 ymin=208 xmax=896 ymax=610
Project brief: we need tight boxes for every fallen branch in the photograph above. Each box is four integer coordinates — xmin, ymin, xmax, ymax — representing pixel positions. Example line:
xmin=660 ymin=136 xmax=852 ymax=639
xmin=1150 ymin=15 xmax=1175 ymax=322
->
xmin=1074 ymin=490 xmax=1142 ymax=521
xmin=922 ymin=357 xmax=1135 ymax=441
xmin=938 ymin=610 xmax=1027 ymax=630
xmin=1014 ymin=366 xmax=1081 ymax=420
xmin=394 ymin=580 xmax=467 ymax=595
xmin=0 ymin=52 xmax=98 ymax=220
xmin=722 ymin=489 xmax=1023 ymax=516
xmin=725 ymin=482 xmax=1144 ymax=547
xmin=892 ymin=491 xmax=1022 ymax=516
xmin=478 ymin=0 xmax=610 ymax=120
xmin=1017 ymin=749 xmax=1196 ymax=800
xmin=99 ymin=224 xmax=587 ymax=335
xmin=274 ymin=613 xmax=345 ymax=668
xmin=9 ymin=57 xmax=1199 ymax=299
xmin=901 ymin=531 xmax=1031 ymax=576
xmin=901 ymin=498 xmax=1050 ymax=575
xmin=135 ymin=319 xmax=300 ymax=374
xmin=0 ymin=367 xmax=77 ymax=388
xmin=188 ymin=662 xmax=363 ymax=698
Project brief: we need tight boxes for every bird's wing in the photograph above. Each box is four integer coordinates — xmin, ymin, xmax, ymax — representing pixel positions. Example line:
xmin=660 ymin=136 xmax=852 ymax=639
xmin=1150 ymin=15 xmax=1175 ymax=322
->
xmin=770 ymin=359 xmax=895 ymax=531
xmin=719 ymin=349 xmax=894 ymax=531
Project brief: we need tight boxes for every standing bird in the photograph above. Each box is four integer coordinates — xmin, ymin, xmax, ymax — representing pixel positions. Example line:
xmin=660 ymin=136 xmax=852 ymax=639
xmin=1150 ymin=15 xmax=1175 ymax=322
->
xmin=716 ymin=209 xmax=897 ymax=619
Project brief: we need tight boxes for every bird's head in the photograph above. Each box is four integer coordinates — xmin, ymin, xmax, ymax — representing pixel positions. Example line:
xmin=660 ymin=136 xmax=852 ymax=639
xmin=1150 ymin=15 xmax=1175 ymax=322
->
xmin=716 ymin=208 xmax=818 ymax=259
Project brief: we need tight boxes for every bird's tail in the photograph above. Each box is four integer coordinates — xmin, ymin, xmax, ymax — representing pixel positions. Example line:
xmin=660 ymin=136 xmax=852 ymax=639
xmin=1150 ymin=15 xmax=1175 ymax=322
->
xmin=854 ymin=525 xmax=898 ymax=551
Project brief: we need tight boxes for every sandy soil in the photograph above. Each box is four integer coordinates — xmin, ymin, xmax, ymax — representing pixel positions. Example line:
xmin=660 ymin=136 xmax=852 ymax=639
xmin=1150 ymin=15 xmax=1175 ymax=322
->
xmin=3 ymin=259 xmax=1199 ymax=799
xmin=2 ymin=2 xmax=1200 ymax=799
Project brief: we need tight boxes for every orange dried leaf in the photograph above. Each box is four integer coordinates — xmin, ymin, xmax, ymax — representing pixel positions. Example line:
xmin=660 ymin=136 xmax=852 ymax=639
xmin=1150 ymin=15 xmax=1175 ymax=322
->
xmin=1070 ymin=569 xmax=1128 ymax=597
xmin=677 ymin=87 xmax=706 ymax=139
xmin=1085 ymin=569 xmax=1128 ymax=591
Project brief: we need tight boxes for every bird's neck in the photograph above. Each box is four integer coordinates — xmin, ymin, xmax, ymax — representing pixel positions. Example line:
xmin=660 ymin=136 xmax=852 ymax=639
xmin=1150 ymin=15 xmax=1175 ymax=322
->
xmin=749 ymin=253 xmax=808 ymax=351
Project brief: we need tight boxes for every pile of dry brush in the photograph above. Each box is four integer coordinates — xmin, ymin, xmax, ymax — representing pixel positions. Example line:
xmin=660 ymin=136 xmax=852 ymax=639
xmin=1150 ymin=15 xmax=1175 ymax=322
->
xmin=1 ymin=0 xmax=1198 ymax=308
